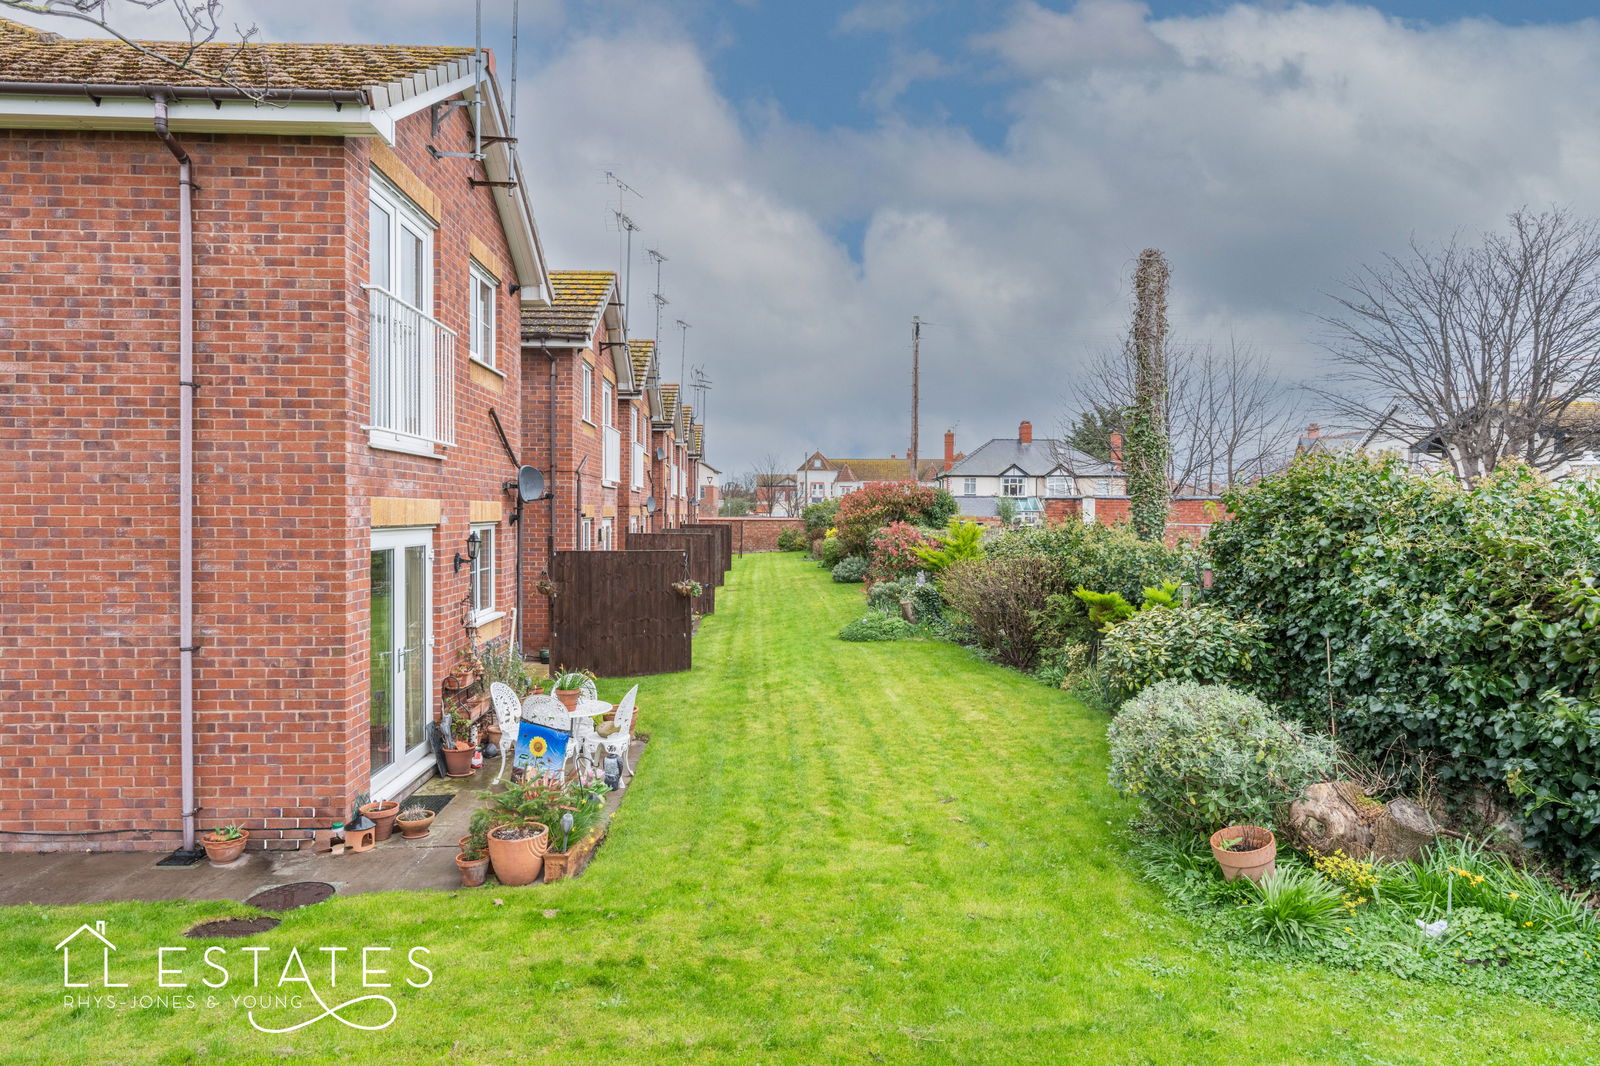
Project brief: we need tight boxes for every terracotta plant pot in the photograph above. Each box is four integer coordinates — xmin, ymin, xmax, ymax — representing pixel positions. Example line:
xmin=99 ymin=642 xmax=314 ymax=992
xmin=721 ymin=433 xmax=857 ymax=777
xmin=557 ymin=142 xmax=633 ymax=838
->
xmin=1209 ymin=825 xmax=1277 ymax=883
xmin=397 ymin=811 xmax=435 ymax=840
xmin=542 ymin=849 xmax=570 ymax=882
xmin=485 ymin=821 xmax=548 ymax=886
xmin=359 ymin=801 xmax=400 ymax=842
xmin=555 ymin=689 xmax=581 ymax=714
xmin=456 ymin=852 xmax=490 ymax=887
xmin=443 ymin=742 xmax=475 ymax=778
xmin=202 ymin=829 xmax=249 ymax=866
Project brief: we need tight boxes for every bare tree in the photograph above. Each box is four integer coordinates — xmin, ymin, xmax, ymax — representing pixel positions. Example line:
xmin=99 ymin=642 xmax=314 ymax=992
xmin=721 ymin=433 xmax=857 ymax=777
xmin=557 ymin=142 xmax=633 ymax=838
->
xmin=1318 ymin=207 xmax=1600 ymax=484
xmin=1063 ymin=337 xmax=1303 ymax=493
xmin=3 ymin=0 xmax=270 ymax=100
xmin=749 ymin=452 xmax=795 ymax=516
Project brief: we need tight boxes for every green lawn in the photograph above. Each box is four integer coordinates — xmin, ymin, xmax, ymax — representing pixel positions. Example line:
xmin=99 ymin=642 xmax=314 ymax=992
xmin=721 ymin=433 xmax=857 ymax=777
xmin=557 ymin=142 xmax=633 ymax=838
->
xmin=4 ymin=553 xmax=1598 ymax=1063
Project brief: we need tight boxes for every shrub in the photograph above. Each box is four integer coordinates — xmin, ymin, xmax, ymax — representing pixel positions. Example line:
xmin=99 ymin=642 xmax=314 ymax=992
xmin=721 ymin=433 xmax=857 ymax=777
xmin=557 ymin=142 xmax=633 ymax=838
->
xmin=1207 ymin=453 xmax=1600 ymax=880
xmin=831 ymin=556 xmax=869 ymax=583
xmin=1099 ymin=605 xmax=1268 ymax=694
xmin=939 ymin=554 xmax=1067 ymax=670
xmin=992 ymin=522 xmax=1199 ymax=648
xmin=835 ymin=481 xmax=958 ymax=555
xmin=867 ymin=577 xmax=910 ymax=614
xmin=1107 ymin=681 xmax=1336 ymax=833
xmin=776 ymin=527 xmax=807 ymax=552
xmin=838 ymin=613 xmax=915 ymax=642
xmin=818 ymin=534 xmax=846 ymax=569
xmin=1238 ymin=867 xmax=1347 ymax=947
xmin=911 ymin=518 xmax=985 ymax=572
xmin=802 ymin=499 xmax=840 ymax=538
xmin=867 ymin=521 xmax=929 ymax=582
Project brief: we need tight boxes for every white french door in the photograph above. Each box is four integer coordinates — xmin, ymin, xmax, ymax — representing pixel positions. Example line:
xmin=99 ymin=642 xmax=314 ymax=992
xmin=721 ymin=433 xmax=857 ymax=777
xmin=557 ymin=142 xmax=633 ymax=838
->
xmin=369 ymin=529 xmax=433 ymax=795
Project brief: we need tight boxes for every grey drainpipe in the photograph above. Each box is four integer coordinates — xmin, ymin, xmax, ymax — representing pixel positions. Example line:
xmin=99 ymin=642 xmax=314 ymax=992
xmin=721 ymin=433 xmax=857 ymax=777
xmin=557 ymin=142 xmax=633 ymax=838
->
xmin=152 ymin=94 xmax=200 ymax=856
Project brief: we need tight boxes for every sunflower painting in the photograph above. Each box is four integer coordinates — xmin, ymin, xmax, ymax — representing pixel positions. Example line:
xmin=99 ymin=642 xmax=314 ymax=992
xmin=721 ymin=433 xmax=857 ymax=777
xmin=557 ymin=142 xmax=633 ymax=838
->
xmin=515 ymin=721 xmax=569 ymax=775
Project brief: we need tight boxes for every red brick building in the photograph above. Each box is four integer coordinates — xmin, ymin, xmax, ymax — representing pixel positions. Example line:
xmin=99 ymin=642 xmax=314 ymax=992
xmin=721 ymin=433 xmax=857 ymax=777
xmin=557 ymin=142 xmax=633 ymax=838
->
xmin=0 ymin=20 xmax=556 ymax=852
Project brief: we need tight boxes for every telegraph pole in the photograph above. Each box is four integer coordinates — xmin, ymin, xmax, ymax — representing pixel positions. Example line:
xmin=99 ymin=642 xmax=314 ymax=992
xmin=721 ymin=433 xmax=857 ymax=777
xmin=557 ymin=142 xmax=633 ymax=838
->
xmin=909 ymin=316 xmax=921 ymax=480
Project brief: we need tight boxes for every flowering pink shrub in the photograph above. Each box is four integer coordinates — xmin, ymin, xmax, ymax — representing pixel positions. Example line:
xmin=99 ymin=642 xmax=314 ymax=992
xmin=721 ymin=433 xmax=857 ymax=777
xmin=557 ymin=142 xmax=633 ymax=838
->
xmin=867 ymin=521 xmax=930 ymax=582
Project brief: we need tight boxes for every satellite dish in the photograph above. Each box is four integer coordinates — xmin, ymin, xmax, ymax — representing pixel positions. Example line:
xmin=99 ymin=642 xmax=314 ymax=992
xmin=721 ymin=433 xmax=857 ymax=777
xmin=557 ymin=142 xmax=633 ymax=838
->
xmin=654 ymin=447 xmax=666 ymax=461
xmin=517 ymin=466 xmax=546 ymax=503
xmin=645 ymin=496 xmax=658 ymax=514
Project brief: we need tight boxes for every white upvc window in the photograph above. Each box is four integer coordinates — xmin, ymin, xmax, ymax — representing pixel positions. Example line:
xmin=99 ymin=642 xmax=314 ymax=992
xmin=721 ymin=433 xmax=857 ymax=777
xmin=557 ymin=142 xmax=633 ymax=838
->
xmin=581 ymin=362 xmax=595 ymax=424
xmin=1046 ymin=476 xmax=1071 ymax=496
xmin=468 ymin=260 xmax=497 ymax=370
xmin=962 ymin=477 xmax=977 ymax=496
xmin=630 ymin=408 xmax=645 ymax=491
xmin=580 ymin=517 xmax=592 ymax=550
xmin=367 ymin=173 xmax=453 ymax=453
xmin=1002 ymin=476 xmax=1026 ymax=497
xmin=1095 ymin=478 xmax=1111 ymax=495
xmin=469 ymin=523 xmax=497 ymax=623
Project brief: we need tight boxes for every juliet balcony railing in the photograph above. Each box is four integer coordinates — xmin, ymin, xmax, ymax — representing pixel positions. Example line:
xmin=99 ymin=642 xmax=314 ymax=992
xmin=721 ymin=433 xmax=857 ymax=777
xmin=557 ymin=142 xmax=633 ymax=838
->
xmin=365 ymin=284 xmax=457 ymax=449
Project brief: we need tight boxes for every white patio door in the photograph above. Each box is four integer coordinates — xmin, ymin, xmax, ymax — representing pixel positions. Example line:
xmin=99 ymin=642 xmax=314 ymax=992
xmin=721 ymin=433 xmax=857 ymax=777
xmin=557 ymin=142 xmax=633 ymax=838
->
xmin=369 ymin=529 xmax=433 ymax=795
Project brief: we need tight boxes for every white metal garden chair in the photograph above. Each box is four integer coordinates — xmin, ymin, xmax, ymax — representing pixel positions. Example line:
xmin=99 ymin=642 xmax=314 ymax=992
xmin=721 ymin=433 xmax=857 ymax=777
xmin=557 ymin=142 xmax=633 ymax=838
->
xmin=488 ymin=682 xmax=523 ymax=784
xmin=521 ymin=691 xmax=576 ymax=775
xmin=586 ymin=684 xmax=639 ymax=785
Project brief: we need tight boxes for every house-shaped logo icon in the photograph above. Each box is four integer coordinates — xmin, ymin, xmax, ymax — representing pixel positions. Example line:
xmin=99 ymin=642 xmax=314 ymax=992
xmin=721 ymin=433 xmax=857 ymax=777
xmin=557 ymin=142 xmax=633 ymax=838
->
xmin=55 ymin=921 xmax=126 ymax=988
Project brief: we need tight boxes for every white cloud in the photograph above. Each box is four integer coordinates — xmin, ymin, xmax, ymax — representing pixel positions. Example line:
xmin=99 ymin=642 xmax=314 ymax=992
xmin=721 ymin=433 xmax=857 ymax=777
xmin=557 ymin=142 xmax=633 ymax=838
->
xmin=18 ymin=1 xmax=1600 ymax=474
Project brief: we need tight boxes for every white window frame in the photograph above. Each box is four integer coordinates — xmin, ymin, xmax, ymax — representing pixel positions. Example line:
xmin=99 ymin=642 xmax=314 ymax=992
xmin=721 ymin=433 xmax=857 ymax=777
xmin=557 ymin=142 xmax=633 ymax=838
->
xmin=1046 ymin=476 xmax=1071 ymax=496
xmin=601 ymin=380 xmax=613 ymax=428
xmin=467 ymin=260 xmax=499 ymax=373
xmin=1002 ymin=476 xmax=1026 ymax=497
xmin=580 ymin=517 xmax=593 ymax=550
xmin=1095 ymin=478 xmax=1111 ymax=495
xmin=469 ymin=522 xmax=499 ymax=625
xmin=962 ymin=477 xmax=977 ymax=496
xmin=366 ymin=173 xmax=446 ymax=457
xmin=581 ymin=362 xmax=595 ymax=425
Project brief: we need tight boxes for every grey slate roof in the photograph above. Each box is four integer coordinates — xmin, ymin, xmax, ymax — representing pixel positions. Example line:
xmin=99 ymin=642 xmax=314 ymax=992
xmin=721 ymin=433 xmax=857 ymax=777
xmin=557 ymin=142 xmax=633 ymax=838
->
xmin=940 ymin=437 xmax=1115 ymax=478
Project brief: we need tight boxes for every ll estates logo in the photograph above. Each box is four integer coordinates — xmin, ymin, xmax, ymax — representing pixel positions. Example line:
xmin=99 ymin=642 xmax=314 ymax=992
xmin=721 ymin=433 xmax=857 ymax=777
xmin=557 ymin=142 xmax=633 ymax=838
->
xmin=56 ymin=921 xmax=433 ymax=1033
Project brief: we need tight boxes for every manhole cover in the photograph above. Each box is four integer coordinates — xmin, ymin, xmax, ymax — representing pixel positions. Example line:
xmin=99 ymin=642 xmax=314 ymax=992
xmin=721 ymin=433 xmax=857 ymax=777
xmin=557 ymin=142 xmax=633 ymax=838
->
xmin=245 ymin=881 xmax=335 ymax=912
xmin=183 ymin=917 xmax=281 ymax=939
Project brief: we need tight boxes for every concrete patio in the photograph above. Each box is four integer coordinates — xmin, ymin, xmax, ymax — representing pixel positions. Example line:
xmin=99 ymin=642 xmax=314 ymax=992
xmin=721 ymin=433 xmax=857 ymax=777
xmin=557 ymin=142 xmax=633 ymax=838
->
xmin=0 ymin=741 xmax=640 ymax=907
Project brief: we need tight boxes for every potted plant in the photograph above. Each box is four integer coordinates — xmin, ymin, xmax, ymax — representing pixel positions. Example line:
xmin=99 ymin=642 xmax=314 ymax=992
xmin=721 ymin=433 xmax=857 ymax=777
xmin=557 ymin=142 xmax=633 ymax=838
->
xmin=671 ymin=579 xmax=703 ymax=598
xmin=202 ymin=824 xmax=248 ymax=865
xmin=482 ymin=775 xmax=565 ymax=885
xmin=443 ymin=646 xmax=482 ymax=691
xmin=359 ymin=798 xmax=400 ymax=842
xmin=396 ymin=805 xmax=435 ymax=840
xmin=441 ymin=706 xmax=476 ymax=778
xmin=550 ymin=668 xmax=594 ymax=714
xmin=541 ymin=770 xmax=611 ymax=882
xmin=456 ymin=810 xmax=492 ymax=887
xmin=1209 ymin=824 xmax=1277 ymax=883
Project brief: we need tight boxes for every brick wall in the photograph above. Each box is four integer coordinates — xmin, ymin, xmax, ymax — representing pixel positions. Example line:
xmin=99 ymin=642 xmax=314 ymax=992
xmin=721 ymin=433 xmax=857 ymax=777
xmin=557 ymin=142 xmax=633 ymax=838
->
xmin=1038 ymin=496 xmax=1225 ymax=546
xmin=0 ymin=97 xmax=530 ymax=851
xmin=702 ymin=516 xmax=806 ymax=553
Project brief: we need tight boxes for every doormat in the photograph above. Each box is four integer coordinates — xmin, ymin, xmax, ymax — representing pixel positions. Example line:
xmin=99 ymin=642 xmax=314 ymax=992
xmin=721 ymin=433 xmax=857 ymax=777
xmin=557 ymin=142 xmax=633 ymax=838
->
xmin=401 ymin=793 xmax=454 ymax=817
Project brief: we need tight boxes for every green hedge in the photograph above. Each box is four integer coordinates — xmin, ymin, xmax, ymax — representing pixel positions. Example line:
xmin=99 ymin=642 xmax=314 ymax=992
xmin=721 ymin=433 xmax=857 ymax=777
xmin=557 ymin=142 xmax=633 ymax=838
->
xmin=1207 ymin=455 xmax=1600 ymax=881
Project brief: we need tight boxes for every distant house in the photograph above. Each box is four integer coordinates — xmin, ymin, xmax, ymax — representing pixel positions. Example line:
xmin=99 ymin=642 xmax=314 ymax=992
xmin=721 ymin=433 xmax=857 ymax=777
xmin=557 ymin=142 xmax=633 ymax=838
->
xmin=938 ymin=419 xmax=1220 ymax=543
xmin=1297 ymin=407 xmax=1600 ymax=483
xmin=755 ymin=473 xmax=799 ymax=516
xmin=937 ymin=421 xmax=1122 ymax=525
xmin=796 ymin=430 xmax=962 ymax=504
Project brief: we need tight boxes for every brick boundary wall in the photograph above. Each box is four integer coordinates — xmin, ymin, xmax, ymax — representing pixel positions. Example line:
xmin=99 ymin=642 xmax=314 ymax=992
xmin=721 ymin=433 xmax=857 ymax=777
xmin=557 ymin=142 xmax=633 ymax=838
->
xmin=1040 ymin=496 xmax=1227 ymax=546
xmin=701 ymin=516 xmax=805 ymax=553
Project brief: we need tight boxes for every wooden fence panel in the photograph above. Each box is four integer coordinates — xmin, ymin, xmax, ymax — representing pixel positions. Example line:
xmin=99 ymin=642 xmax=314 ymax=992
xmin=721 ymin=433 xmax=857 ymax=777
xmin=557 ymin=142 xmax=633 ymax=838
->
xmin=674 ymin=527 xmax=726 ymax=585
xmin=683 ymin=523 xmax=732 ymax=575
xmin=551 ymin=550 xmax=692 ymax=676
xmin=627 ymin=533 xmax=715 ymax=614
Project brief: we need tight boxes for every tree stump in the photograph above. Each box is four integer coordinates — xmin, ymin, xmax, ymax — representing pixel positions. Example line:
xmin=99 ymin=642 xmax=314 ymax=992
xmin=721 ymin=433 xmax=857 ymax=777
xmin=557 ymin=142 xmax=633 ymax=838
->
xmin=1286 ymin=781 xmax=1439 ymax=862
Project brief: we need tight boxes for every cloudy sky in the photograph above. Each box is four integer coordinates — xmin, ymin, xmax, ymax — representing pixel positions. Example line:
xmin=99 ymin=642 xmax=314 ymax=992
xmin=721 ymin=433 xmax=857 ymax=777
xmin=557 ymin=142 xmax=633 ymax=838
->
xmin=15 ymin=0 xmax=1600 ymax=475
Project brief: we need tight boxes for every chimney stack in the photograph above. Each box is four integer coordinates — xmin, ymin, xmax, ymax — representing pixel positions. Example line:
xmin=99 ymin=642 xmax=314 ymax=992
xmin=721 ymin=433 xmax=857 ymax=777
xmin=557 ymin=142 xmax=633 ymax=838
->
xmin=1018 ymin=420 xmax=1033 ymax=444
xmin=1306 ymin=423 xmax=1321 ymax=438
xmin=1109 ymin=431 xmax=1124 ymax=471
xmin=943 ymin=429 xmax=956 ymax=471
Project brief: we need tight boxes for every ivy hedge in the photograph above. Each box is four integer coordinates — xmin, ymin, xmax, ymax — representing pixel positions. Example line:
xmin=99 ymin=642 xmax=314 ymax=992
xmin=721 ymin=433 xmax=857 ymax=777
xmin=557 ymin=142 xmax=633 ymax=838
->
xmin=1207 ymin=454 xmax=1600 ymax=880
